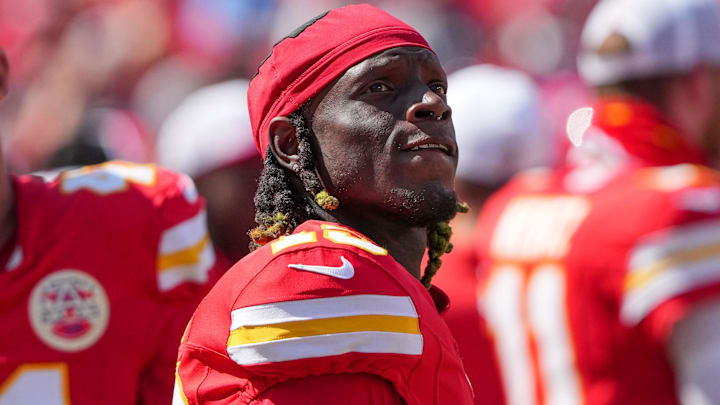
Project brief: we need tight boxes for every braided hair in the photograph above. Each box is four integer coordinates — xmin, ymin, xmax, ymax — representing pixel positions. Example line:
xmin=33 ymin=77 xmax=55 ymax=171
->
xmin=248 ymin=105 xmax=467 ymax=288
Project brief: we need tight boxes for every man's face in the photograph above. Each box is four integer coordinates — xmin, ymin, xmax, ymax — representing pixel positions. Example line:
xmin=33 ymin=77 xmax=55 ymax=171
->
xmin=307 ymin=46 xmax=458 ymax=226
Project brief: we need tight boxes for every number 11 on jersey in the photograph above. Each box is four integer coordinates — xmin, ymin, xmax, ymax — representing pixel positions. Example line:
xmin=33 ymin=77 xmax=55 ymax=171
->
xmin=483 ymin=264 xmax=584 ymax=405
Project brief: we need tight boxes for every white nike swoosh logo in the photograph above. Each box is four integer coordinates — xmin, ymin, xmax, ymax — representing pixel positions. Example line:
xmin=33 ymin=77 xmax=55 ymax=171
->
xmin=287 ymin=256 xmax=355 ymax=279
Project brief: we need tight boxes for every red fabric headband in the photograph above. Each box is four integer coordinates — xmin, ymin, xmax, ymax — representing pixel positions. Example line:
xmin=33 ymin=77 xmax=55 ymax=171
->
xmin=247 ymin=3 xmax=432 ymax=158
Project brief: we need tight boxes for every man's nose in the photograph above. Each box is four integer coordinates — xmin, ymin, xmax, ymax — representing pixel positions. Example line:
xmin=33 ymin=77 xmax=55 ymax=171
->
xmin=406 ymin=90 xmax=451 ymax=122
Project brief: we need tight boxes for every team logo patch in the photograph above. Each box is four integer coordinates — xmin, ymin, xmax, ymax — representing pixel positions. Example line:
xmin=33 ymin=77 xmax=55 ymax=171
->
xmin=28 ymin=270 xmax=110 ymax=352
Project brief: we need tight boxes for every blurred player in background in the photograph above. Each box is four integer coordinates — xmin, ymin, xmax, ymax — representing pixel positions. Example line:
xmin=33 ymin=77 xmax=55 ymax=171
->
xmin=157 ymin=79 xmax=263 ymax=267
xmin=174 ymin=4 xmax=473 ymax=404
xmin=474 ymin=0 xmax=720 ymax=404
xmin=0 ymin=48 xmax=217 ymax=405
xmin=432 ymin=63 xmax=552 ymax=405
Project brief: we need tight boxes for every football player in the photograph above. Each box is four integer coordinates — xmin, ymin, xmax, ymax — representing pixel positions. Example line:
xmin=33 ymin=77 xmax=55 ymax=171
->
xmin=0 ymin=48 xmax=218 ymax=404
xmin=432 ymin=64 xmax=552 ymax=405
xmin=174 ymin=4 xmax=473 ymax=405
xmin=474 ymin=0 xmax=720 ymax=404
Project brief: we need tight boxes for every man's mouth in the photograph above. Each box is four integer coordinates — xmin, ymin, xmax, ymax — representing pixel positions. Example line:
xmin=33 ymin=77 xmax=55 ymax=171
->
xmin=408 ymin=143 xmax=450 ymax=153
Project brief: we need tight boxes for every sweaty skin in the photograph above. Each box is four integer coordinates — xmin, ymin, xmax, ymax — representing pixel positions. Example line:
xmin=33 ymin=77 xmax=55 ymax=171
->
xmin=269 ymin=46 xmax=458 ymax=278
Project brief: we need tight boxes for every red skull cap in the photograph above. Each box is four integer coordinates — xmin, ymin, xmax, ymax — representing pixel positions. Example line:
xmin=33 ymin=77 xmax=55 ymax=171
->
xmin=247 ymin=3 xmax=432 ymax=158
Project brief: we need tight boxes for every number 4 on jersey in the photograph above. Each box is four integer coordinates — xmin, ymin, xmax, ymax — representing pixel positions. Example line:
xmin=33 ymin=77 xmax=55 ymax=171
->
xmin=0 ymin=363 xmax=70 ymax=405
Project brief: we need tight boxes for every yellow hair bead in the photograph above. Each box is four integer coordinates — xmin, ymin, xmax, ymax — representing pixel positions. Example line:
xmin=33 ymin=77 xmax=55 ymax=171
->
xmin=315 ymin=190 xmax=339 ymax=211
xmin=248 ymin=227 xmax=272 ymax=246
xmin=248 ymin=211 xmax=292 ymax=247
xmin=456 ymin=201 xmax=470 ymax=214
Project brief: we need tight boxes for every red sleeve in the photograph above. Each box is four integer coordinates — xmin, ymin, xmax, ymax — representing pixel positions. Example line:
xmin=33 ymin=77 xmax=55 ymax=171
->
xmin=138 ymin=167 xmax=219 ymax=404
xmin=138 ymin=302 xmax=199 ymax=405
xmin=249 ymin=373 xmax=405 ymax=405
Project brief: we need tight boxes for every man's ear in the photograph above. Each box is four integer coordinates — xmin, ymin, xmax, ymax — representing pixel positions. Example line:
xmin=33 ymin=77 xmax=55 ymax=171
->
xmin=267 ymin=116 xmax=301 ymax=172
xmin=0 ymin=48 xmax=8 ymax=99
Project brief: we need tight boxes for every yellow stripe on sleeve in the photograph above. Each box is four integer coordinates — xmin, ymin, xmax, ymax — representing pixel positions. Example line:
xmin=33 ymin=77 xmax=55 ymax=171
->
xmin=228 ymin=314 xmax=420 ymax=347
xmin=158 ymin=234 xmax=210 ymax=272
xmin=625 ymin=242 xmax=720 ymax=290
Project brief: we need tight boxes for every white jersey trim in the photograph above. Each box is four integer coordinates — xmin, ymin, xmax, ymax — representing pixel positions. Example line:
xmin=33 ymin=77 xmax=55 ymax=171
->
xmin=171 ymin=375 xmax=189 ymax=405
xmin=622 ymin=258 xmax=720 ymax=325
xmin=628 ymin=218 xmax=720 ymax=272
xmin=156 ymin=209 xmax=214 ymax=291
xmin=159 ymin=210 xmax=208 ymax=254
xmin=622 ymin=219 xmax=720 ymax=324
xmin=158 ymin=242 xmax=214 ymax=292
xmin=227 ymin=331 xmax=423 ymax=366
xmin=230 ymin=294 xmax=418 ymax=329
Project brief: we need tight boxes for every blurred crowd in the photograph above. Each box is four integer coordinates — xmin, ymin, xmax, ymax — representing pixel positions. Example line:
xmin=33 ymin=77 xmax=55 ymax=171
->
xmin=0 ymin=0 xmax=597 ymax=175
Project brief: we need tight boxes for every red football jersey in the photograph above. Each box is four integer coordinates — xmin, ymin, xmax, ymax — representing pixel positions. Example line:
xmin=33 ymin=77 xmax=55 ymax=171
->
xmin=0 ymin=161 xmax=217 ymax=405
xmin=431 ymin=228 xmax=505 ymax=405
xmin=174 ymin=220 xmax=474 ymax=405
xmin=474 ymin=98 xmax=720 ymax=405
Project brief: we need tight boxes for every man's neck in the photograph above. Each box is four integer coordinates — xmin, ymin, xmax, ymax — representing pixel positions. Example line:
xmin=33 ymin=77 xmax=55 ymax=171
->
xmin=314 ymin=207 xmax=427 ymax=279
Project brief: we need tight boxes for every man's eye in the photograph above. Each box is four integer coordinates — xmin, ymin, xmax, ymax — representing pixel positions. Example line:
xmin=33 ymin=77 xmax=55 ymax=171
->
xmin=368 ymin=83 xmax=391 ymax=93
xmin=430 ymin=83 xmax=447 ymax=95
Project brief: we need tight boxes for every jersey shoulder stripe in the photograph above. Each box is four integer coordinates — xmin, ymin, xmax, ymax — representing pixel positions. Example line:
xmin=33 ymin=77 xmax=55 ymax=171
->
xmin=227 ymin=294 xmax=422 ymax=365
xmin=157 ymin=207 xmax=214 ymax=291
xmin=622 ymin=217 xmax=720 ymax=324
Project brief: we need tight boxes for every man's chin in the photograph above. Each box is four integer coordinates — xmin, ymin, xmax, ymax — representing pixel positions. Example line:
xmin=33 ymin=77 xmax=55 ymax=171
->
xmin=384 ymin=186 xmax=458 ymax=227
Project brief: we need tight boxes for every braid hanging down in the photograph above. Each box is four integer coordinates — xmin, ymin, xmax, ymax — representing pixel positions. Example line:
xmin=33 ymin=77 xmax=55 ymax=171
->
xmin=421 ymin=201 xmax=469 ymax=289
xmin=247 ymin=106 xmax=468 ymax=288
